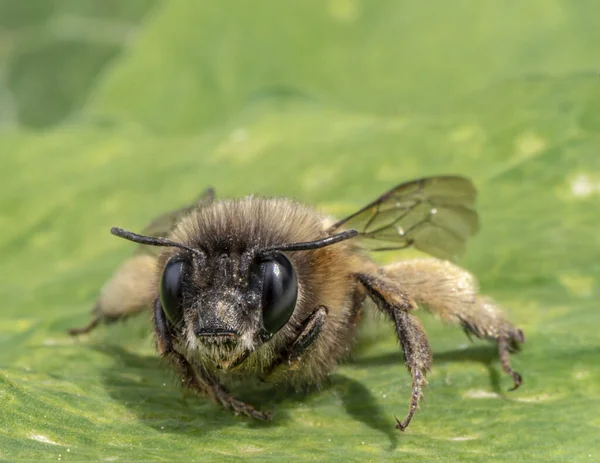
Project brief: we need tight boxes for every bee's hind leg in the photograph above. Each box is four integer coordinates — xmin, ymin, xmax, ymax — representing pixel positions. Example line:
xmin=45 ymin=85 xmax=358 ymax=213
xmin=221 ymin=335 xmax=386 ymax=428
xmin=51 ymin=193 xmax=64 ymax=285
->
xmin=67 ymin=254 xmax=157 ymax=336
xmin=356 ymin=272 xmax=432 ymax=431
xmin=67 ymin=302 xmax=101 ymax=335
xmin=382 ymin=259 xmax=525 ymax=390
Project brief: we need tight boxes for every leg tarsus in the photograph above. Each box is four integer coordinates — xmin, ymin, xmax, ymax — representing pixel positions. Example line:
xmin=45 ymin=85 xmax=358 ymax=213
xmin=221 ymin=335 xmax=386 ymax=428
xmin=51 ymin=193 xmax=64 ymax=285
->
xmin=212 ymin=382 xmax=272 ymax=421
xmin=395 ymin=369 xmax=427 ymax=431
xmin=67 ymin=302 xmax=103 ymax=336
xmin=392 ymin=308 xmax=431 ymax=432
xmin=168 ymin=349 xmax=272 ymax=421
xmin=67 ymin=313 xmax=100 ymax=336
xmin=498 ymin=335 xmax=523 ymax=391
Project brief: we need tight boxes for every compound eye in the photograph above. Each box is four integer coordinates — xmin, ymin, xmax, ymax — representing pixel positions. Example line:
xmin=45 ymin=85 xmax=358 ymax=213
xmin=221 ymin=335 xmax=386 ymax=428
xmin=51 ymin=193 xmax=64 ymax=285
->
xmin=160 ymin=259 xmax=185 ymax=325
xmin=260 ymin=253 xmax=298 ymax=337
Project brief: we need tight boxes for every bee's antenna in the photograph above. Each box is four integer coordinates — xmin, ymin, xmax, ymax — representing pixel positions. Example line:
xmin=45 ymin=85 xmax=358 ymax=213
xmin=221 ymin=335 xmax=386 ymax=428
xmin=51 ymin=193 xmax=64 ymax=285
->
xmin=261 ymin=229 xmax=358 ymax=254
xmin=110 ymin=227 xmax=204 ymax=256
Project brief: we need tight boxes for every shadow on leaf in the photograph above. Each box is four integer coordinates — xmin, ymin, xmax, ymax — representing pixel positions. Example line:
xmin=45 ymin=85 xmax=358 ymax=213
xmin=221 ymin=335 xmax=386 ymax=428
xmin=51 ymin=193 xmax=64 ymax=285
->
xmin=87 ymin=344 xmax=324 ymax=434
xmin=351 ymin=344 xmax=505 ymax=394
xmin=329 ymin=374 xmax=399 ymax=450
xmin=84 ymin=343 xmax=401 ymax=446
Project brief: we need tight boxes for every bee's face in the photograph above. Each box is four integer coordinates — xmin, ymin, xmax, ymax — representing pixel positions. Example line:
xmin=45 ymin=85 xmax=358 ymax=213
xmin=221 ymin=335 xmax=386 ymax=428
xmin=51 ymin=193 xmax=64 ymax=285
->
xmin=157 ymin=249 xmax=299 ymax=363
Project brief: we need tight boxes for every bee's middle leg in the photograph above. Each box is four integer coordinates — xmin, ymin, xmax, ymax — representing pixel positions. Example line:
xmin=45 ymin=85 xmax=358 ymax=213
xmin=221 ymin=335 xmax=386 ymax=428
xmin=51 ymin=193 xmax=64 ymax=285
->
xmin=390 ymin=307 xmax=432 ymax=431
xmin=357 ymin=272 xmax=432 ymax=431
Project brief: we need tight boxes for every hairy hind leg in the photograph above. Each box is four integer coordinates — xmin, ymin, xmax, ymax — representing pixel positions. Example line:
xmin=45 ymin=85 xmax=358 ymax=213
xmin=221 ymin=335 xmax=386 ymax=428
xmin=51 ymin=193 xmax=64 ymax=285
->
xmin=68 ymin=254 xmax=157 ymax=335
xmin=383 ymin=259 xmax=525 ymax=389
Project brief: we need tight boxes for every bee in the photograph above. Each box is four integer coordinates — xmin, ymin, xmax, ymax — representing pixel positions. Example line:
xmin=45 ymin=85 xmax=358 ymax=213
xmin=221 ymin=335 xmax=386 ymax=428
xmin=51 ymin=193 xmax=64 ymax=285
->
xmin=69 ymin=176 xmax=524 ymax=431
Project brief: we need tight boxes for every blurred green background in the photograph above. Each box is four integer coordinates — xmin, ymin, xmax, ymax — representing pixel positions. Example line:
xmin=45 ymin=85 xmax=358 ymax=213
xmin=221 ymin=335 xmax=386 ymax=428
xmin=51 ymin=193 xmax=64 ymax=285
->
xmin=1 ymin=1 xmax=599 ymax=462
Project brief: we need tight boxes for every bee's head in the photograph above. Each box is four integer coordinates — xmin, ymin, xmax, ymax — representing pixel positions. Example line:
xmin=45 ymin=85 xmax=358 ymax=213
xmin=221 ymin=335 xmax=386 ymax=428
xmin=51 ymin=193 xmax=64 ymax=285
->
xmin=158 ymin=248 xmax=298 ymax=352
xmin=110 ymin=227 xmax=357 ymax=368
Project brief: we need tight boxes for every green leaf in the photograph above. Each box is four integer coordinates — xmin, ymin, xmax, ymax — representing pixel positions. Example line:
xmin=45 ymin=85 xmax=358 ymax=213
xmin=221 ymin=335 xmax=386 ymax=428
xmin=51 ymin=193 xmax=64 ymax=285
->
xmin=84 ymin=0 xmax=600 ymax=134
xmin=0 ymin=0 xmax=158 ymax=128
xmin=1 ymin=2 xmax=599 ymax=462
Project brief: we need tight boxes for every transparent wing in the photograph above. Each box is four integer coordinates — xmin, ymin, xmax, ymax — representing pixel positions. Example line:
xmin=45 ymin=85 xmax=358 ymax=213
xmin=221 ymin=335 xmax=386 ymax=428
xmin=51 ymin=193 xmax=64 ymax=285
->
xmin=328 ymin=176 xmax=479 ymax=260
xmin=141 ymin=187 xmax=215 ymax=238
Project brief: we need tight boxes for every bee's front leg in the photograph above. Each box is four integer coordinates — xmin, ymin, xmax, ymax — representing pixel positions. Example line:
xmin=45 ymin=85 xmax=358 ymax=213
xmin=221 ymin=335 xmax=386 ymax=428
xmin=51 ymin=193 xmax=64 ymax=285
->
xmin=169 ymin=350 xmax=272 ymax=420
xmin=356 ymin=272 xmax=432 ymax=431
xmin=262 ymin=305 xmax=328 ymax=379
xmin=153 ymin=299 xmax=271 ymax=421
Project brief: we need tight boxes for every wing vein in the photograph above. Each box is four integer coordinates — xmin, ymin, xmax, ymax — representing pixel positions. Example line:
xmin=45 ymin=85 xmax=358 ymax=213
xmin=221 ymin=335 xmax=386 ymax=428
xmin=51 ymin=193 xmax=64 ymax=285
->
xmin=328 ymin=176 xmax=479 ymax=261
